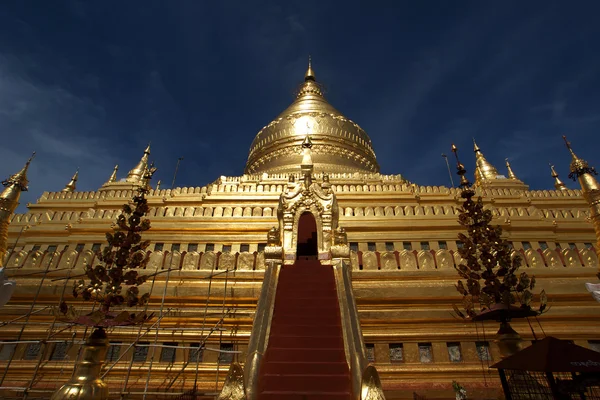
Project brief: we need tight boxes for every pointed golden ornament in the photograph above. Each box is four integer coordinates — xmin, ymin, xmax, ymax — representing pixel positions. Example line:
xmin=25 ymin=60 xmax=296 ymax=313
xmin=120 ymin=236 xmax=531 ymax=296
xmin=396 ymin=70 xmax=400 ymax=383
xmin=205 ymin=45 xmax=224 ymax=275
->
xmin=505 ymin=159 xmax=518 ymax=180
xmin=126 ymin=143 xmax=151 ymax=183
xmin=62 ymin=169 xmax=79 ymax=193
xmin=473 ymin=139 xmax=499 ymax=184
xmin=550 ymin=164 xmax=567 ymax=191
xmin=107 ymin=165 xmax=118 ymax=183
xmin=1 ymin=152 xmax=35 ymax=265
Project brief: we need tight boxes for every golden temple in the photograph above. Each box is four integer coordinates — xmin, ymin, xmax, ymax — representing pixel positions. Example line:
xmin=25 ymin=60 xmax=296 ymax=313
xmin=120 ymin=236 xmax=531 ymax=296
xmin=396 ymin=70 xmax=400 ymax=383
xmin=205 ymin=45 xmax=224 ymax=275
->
xmin=0 ymin=61 xmax=599 ymax=400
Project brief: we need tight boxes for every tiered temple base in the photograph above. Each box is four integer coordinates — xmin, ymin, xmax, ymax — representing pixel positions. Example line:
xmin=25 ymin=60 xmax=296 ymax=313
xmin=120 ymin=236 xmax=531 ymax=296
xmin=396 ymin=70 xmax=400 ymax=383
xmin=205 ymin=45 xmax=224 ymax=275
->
xmin=257 ymin=258 xmax=352 ymax=399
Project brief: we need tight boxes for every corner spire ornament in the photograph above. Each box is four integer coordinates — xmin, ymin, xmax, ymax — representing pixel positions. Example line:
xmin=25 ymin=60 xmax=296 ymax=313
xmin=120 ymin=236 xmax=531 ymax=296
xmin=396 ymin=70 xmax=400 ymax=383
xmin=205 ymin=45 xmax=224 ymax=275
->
xmin=505 ymin=159 xmax=518 ymax=180
xmin=2 ymin=152 xmax=35 ymax=192
xmin=61 ymin=169 xmax=79 ymax=193
xmin=126 ymin=143 xmax=151 ymax=183
xmin=562 ymin=135 xmax=600 ymax=263
xmin=472 ymin=139 xmax=499 ymax=184
xmin=550 ymin=163 xmax=567 ymax=191
xmin=563 ymin=135 xmax=597 ymax=180
xmin=107 ymin=164 xmax=118 ymax=183
xmin=0 ymin=152 xmax=35 ymax=266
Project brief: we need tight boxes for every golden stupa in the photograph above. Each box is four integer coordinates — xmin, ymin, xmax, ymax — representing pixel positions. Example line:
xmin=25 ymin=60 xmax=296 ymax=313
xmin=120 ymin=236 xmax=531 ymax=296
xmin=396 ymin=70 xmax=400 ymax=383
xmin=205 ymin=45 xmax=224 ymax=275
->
xmin=246 ymin=59 xmax=379 ymax=174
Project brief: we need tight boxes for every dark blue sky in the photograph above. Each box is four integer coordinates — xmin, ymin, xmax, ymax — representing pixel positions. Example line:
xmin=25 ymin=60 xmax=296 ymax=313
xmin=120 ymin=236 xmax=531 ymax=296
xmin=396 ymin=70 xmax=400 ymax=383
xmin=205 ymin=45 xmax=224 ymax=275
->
xmin=1 ymin=1 xmax=599 ymax=209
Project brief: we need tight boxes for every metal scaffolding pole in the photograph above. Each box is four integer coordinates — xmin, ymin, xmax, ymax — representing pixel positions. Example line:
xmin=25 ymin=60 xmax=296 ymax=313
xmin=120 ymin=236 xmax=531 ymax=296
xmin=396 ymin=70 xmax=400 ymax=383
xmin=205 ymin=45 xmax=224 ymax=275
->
xmin=0 ymin=252 xmax=56 ymax=386
xmin=142 ymin=256 xmax=175 ymax=400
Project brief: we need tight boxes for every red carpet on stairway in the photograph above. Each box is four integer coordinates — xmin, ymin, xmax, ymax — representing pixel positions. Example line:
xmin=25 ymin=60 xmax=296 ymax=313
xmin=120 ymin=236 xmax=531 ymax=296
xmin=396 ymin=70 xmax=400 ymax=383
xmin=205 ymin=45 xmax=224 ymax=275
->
xmin=257 ymin=259 xmax=353 ymax=400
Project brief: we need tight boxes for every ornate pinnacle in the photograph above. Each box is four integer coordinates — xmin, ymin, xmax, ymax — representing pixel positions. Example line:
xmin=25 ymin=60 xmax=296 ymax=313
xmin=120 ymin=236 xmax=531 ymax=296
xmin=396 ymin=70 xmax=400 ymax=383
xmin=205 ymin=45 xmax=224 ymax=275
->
xmin=305 ymin=55 xmax=315 ymax=81
xmin=2 ymin=152 xmax=35 ymax=191
xmin=550 ymin=163 xmax=568 ymax=191
xmin=472 ymin=139 xmax=499 ymax=183
xmin=505 ymin=159 xmax=518 ymax=180
xmin=126 ymin=144 xmax=151 ymax=183
xmin=451 ymin=144 xmax=471 ymax=191
xmin=108 ymin=165 xmax=118 ymax=183
xmin=61 ymin=169 xmax=79 ymax=193
xmin=296 ymin=57 xmax=323 ymax=98
xmin=563 ymin=135 xmax=597 ymax=180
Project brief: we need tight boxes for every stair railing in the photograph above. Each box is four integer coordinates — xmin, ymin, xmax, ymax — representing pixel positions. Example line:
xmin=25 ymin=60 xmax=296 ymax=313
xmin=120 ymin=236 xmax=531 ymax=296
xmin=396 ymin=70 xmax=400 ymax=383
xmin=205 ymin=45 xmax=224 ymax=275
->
xmin=243 ymin=260 xmax=282 ymax=400
xmin=332 ymin=258 xmax=370 ymax=399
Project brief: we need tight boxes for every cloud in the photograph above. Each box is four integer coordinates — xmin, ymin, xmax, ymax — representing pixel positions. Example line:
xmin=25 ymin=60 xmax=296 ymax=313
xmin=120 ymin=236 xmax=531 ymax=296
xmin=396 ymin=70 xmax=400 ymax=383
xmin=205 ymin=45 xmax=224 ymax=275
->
xmin=0 ymin=54 xmax=117 ymax=212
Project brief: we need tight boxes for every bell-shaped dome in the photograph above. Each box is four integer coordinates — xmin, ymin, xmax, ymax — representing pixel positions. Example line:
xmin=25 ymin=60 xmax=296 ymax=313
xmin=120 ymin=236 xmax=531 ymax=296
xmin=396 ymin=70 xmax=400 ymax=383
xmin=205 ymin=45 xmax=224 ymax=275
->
xmin=245 ymin=60 xmax=380 ymax=175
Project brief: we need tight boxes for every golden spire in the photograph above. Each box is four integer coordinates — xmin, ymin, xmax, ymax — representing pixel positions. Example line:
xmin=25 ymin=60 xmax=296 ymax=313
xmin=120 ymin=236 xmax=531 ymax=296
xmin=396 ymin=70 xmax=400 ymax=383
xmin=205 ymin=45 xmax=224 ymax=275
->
xmin=473 ymin=139 xmax=499 ymax=184
xmin=304 ymin=55 xmax=315 ymax=81
xmin=550 ymin=164 xmax=567 ymax=191
xmin=563 ymin=135 xmax=596 ymax=178
xmin=505 ymin=159 xmax=518 ymax=180
xmin=563 ymin=135 xmax=600 ymax=260
xmin=1 ymin=152 xmax=35 ymax=266
xmin=126 ymin=143 xmax=151 ymax=183
xmin=296 ymin=56 xmax=323 ymax=98
xmin=107 ymin=165 xmax=118 ymax=183
xmin=61 ymin=169 xmax=79 ymax=193
xmin=1 ymin=152 xmax=35 ymax=195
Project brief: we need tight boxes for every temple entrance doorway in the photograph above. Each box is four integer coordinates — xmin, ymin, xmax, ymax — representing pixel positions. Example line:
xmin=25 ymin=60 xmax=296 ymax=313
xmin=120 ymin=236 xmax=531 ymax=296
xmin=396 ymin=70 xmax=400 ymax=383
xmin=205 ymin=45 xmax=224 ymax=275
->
xmin=296 ymin=212 xmax=318 ymax=259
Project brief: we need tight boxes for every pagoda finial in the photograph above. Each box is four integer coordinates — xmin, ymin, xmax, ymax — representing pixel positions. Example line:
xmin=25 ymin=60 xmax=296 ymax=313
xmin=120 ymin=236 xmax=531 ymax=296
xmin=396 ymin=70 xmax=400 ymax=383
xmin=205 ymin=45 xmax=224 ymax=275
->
xmin=107 ymin=165 xmax=118 ymax=183
xmin=2 ymin=152 xmax=35 ymax=192
xmin=451 ymin=144 xmax=471 ymax=189
xmin=305 ymin=55 xmax=315 ymax=81
xmin=472 ymin=139 xmax=499 ymax=184
xmin=61 ymin=168 xmax=79 ymax=193
xmin=549 ymin=163 xmax=567 ymax=191
xmin=1 ymin=152 xmax=35 ymax=265
xmin=562 ymin=136 xmax=600 ymax=260
xmin=126 ymin=144 xmax=151 ymax=183
xmin=505 ymin=158 xmax=518 ymax=180
xmin=563 ymin=135 xmax=596 ymax=179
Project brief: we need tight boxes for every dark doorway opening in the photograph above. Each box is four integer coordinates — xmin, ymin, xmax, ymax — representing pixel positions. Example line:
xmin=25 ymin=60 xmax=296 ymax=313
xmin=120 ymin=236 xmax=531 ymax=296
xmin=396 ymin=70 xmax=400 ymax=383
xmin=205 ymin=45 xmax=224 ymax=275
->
xmin=297 ymin=212 xmax=318 ymax=259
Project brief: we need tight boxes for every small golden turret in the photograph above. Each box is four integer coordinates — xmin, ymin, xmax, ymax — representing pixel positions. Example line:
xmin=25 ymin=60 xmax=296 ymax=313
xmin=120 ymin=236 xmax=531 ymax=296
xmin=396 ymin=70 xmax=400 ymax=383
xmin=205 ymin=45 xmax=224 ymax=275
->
xmin=61 ymin=169 xmax=79 ymax=193
xmin=107 ymin=165 xmax=118 ymax=184
xmin=550 ymin=164 xmax=568 ymax=191
xmin=126 ymin=144 xmax=150 ymax=183
xmin=505 ymin=159 xmax=518 ymax=180
xmin=473 ymin=139 xmax=499 ymax=184
xmin=563 ymin=135 xmax=600 ymax=260
xmin=0 ymin=152 xmax=35 ymax=266
xmin=305 ymin=55 xmax=315 ymax=81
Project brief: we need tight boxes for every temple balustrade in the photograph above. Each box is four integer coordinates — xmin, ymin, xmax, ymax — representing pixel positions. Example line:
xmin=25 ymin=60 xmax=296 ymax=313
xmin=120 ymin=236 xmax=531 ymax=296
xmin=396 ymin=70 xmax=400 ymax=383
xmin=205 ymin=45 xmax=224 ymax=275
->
xmin=347 ymin=246 xmax=598 ymax=270
xmin=3 ymin=242 xmax=598 ymax=275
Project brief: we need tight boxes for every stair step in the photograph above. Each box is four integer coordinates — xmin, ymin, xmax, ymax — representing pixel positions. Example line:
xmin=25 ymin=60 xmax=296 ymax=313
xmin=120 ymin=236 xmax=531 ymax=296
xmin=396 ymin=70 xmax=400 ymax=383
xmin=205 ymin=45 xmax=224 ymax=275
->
xmin=273 ymin=296 xmax=339 ymax=306
xmin=260 ymin=373 xmax=351 ymax=392
xmin=276 ymin=290 xmax=338 ymax=299
xmin=259 ymin=391 xmax=352 ymax=400
xmin=261 ymin=361 xmax=350 ymax=375
xmin=269 ymin=324 xmax=342 ymax=337
xmin=273 ymin=305 xmax=340 ymax=318
xmin=265 ymin=348 xmax=346 ymax=363
xmin=271 ymin=315 xmax=340 ymax=327
xmin=268 ymin=335 xmax=344 ymax=349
